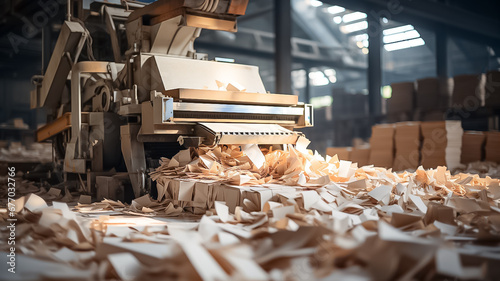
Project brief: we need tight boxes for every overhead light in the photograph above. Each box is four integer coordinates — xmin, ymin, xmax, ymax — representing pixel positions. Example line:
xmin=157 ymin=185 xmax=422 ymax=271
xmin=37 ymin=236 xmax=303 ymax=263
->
xmin=383 ymin=24 xmax=414 ymax=35
xmin=342 ymin=12 xmax=367 ymax=23
xmin=361 ymin=47 xmax=369 ymax=54
xmin=327 ymin=5 xmax=345 ymax=14
xmin=333 ymin=16 xmax=342 ymax=24
xmin=383 ymin=30 xmax=420 ymax=44
xmin=309 ymin=0 xmax=323 ymax=7
xmin=384 ymin=38 xmax=425 ymax=51
xmin=340 ymin=21 xmax=368 ymax=33
xmin=382 ymin=17 xmax=389 ymax=23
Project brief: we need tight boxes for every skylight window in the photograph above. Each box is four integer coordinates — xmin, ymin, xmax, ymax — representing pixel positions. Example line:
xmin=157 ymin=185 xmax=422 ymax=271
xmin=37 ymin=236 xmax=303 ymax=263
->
xmin=384 ymin=38 xmax=425 ymax=51
xmin=327 ymin=5 xmax=345 ymax=15
xmin=324 ymin=69 xmax=337 ymax=83
xmin=309 ymin=0 xmax=323 ymax=7
xmin=309 ymin=71 xmax=329 ymax=86
xmin=354 ymin=33 xmax=368 ymax=41
xmin=310 ymin=96 xmax=333 ymax=108
xmin=383 ymin=24 xmax=414 ymax=35
xmin=292 ymin=69 xmax=306 ymax=89
xmin=383 ymin=30 xmax=420 ymax=44
xmin=307 ymin=69 xmax=337 ymax=86
xmin=342 ymin=12 xmax=367 ymax=23
xmin=340 ymin=21 xmax=368 ymax=33
xmin=354 ymin=33 xmax=369 ymax=49
xmin=382 ymin=25 xmax=425 ymax=51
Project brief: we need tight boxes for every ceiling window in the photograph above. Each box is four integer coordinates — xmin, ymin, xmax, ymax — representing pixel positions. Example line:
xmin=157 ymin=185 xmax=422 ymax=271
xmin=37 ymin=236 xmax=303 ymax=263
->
xmin=383 ymin=25 xmax=426 ymax=51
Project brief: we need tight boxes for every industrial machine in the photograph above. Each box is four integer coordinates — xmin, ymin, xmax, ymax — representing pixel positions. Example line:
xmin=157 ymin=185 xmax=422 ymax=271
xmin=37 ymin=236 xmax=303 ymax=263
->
xmin=31 ymin=0 xmax=313 ymax=200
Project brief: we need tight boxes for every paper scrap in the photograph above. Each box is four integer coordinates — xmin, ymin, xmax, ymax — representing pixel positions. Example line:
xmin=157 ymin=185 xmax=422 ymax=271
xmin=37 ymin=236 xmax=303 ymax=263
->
xmin=24 ymin=194 xmax=48 ymax=212
xmin=108 ymin=252 xmax=142 ymax=281
xmin=242 ymin=144 xmax=266 ymax=169
xmin=78 ymin=195 xmax=92 ymax=204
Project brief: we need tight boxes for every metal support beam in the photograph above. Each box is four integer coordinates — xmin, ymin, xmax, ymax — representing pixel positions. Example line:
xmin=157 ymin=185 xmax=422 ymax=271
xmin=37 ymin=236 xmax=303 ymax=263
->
xmin=196 ymin=41 xmax=366 ymax=72
xmin=304 ymin=67 xmax=311 ymax=103
xmin=436 ymin=27 xmax=448 ymax=79
xmin=367 ymin=15 xmax=382 ymax=121
xmin=436 ymin=26 xmax=449 ymax=109
xmin=42 ymin=25 xmax=52 ymax=75
xmin=274 ymin=0 xmax=292 ymax=94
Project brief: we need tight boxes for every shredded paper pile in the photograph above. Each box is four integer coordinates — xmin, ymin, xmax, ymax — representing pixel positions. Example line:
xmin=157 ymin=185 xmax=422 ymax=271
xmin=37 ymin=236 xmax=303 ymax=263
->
xmin=1 ymin=143 xmax=500 ymax=280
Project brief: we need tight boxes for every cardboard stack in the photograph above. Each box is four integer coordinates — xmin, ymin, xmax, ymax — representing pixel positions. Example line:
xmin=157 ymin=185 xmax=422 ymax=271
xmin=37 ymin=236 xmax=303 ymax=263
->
xmin=387 ymin=82 xmax=414 ymax=122
xmin=325 ymin=147 xmax=351 ymax=161
xmin=369 ymin=124 xmax=395 ymax=168
xmin=350 ymin=146 xmax=370 ymax=167
xmin=451 ymin=74 xmax=485 ymax=107
xmin=326 ymin=146 xmax=370 ymax=167
xmin=332 ymin=91 xmax=369 ymax=119
xmin=420 ymin=121 xmax=463 ymax=169
xmin=414 ymin=77 xmax=455 ymax=121
xmin=485 ymin=70 xmax=500 ymax=109
xmin=352 ymin=138 xmax=367 ymax=147
xmin=485 ymin=132 xmax=500 ymax=163
xmin=461 ymin=131 xmax=485 ymax=164
xmin=393 ymin=122 xmax=421 ymax=171
xmin=416 ymin=78 xmax=440 ymax=111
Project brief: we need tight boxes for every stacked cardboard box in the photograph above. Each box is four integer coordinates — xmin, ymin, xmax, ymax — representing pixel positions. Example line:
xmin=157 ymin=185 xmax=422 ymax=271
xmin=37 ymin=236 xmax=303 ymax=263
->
xmin=461 ymin=131 xmax=485 ymax=164
xmin=485 ymin=70 xmax=500 ymax=109
xmin=352 ymin=138 xmax=368 ymax=148
xmin=387 ymin=82 xmax=414 ymax=122
xmin=485 ymin=132 xmax=500 ymax=163
xmin=416 ymin=78 xmax=440 ymax=111
xmin=421 ymin=121 xmax=463 ymax=169
xmin=393 ymin=122 xmax=421 ymax=171
xmin=332 ymin=91 xmax=369 ymax=119
xmin=451 ymin=74 xmax=485 ymax=107
xmin=369 ymin=124 xmax=395 ymax=168
xmin=351 ymin=146 xmax=370 ymax=167
xmin=420 ymin=111 xmax=445 ymax=121
xmin=325 ymin=147 xmax=351 ymax=161
xmin=326 ymin=146 xmax=370 ymax=167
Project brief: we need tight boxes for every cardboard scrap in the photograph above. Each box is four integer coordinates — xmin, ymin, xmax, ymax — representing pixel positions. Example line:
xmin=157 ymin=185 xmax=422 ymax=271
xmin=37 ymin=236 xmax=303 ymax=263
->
xmin=3 ymin=143 xmax=500 ymax=281
xmin=108 ymin=253 xmax=142 ymax=281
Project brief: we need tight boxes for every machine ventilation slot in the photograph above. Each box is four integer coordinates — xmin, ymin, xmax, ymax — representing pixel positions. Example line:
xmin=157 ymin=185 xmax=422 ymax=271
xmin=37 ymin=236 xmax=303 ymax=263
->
xmin=221 ymin=132 xmax=292 ymax=136
xmin=174 ymin=112 xmax=297 ymax=121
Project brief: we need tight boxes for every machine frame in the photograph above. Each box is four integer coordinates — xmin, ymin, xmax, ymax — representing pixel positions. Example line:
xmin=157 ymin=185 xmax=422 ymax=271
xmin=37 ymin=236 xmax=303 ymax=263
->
xmin=32 ymin=0 xmax=313 ymax=200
